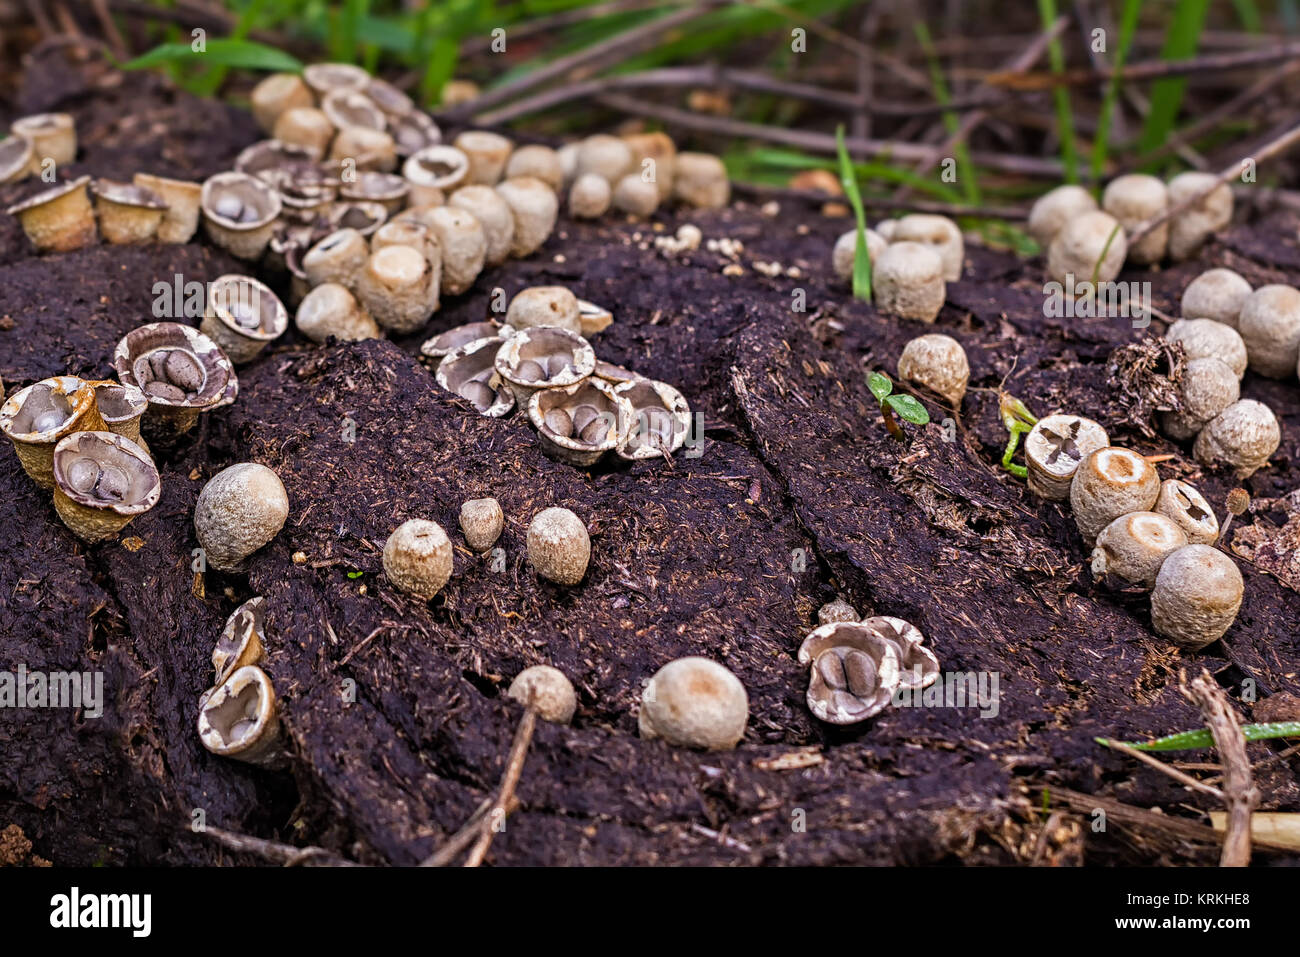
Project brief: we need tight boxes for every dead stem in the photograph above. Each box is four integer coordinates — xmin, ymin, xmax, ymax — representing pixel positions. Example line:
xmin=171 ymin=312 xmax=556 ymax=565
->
xmin=1183 ymin=670 xmax=1260 ymax=867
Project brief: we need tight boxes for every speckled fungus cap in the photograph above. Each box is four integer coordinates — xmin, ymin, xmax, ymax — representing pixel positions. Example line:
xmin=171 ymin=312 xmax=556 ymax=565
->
xmin=459 ymin=497 xmax=503 ymax=552
xmin=113 ymin=323 xmax=238 ymax=437
xmin=508 ymin=665 xmax=577 ymax=724
xmin=448 ymin=185 xmax=516 ymax=266
xmin=495 ymin=175 xmax=558 ymax=257
xmin=0 ymin=375 xmax=105 ymax=489
xmin=197 ymin=665 xmax=282 ymax=767
xmin=1150 ymin=544 xmax=1244 ymax=650
xmin=891 ymin=214 xmax=964 ymax=282
xmin=91 ymin=179 xmax=167 ymax=244
xmin=1027 ymin=184 xmax=1098 ymax=248
xmin=1181 ymin=268 xmax=1251 ymax=330
xmin=1166 ymin=317 xmax=1247 ymax=379
xmin=201 ymin=274 xmax=290 ymax=363
xmin=1154 ymin=479 xmax=1219 ymax=546
xmin=1193 ymin=398 xmax=1280 ymax=478
xmin=1046 ymin=209 xmax=1127 ymax=287
xmin=897 ymin=333 xmax=969 ymax=407
xmin=638 ymin=657 xmax=748 ymax=750
xmin=193 ymin=463 xmax=289 ymax=572
xmin=382 ymin=518 xmax=453 ymax=600
xmin=873 ymin=241 xmax=945 ymax=323
xmin=1102 ymin=173 xmax=1168 ymax=264
xmin=201 ymin=171 xmax=282 ymax=260
xmin=1026 ymin=414 xmax=1111 ymax=503
xmin=1090 ymin=511 xmax=1187 ymax=590
xmin=526 ymin=507 xmax=590 ymax=585
xmin=506 ymin=286 xmax=582 ymax=335
xmin=1069 ymin=447 xmax=1160 ymax=545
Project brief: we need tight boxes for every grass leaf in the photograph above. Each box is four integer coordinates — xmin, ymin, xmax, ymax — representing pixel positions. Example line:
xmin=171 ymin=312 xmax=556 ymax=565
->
xmin=834 ymin=125 xmax=872 ymax=301
xmin=1139 ymin=0 xmax=1210 ymax=160
xmin=121 ymin=38 xmax=302 ymax=75
xmin=1037 ymin=0 xmax=1078 ymax=183
xmin=1089 ymin=0 xmax=1142 ymax=183
xmin=1098 ymin=721 xmax=1300 ymax=752
xmin=885 ymin=394 xmax=930 ymax=425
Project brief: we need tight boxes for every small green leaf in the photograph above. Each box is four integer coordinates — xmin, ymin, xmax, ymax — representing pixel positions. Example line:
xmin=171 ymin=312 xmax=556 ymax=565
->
xmin=347 ymin=571 xmax=364 ymax=579
xmin=868 ymin=372 xmax=892 ymax=403
xmin=834 ymin=125 xmax=872 ymax=302
xmin=121 ymin=39 xmax=303 ymax=74
xmin=885 ymin=393 xmax=930 ymax=425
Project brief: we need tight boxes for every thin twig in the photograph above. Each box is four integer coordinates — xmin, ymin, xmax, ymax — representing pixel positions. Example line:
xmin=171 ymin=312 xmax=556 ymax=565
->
xmin=464 ymin=707 xmax=537 ymax=867
xmin=1105 ymin=739 xmax=1225 ymax=799
xmin=1184 ymin=670 xmax=1260 ymax=867
xmin=448 ymin=2 xmax=721 ymax=119
xmin=202 ymin=825 xmax=359 ymax=867
xmin=1126 ymin=118 xmax=1300 ymax=248
xmin=595 ymin=92 xmax=1065 ymax=178
xmin=420 ymin=795 xmax=519 ymax=867
xmin=990 ymin=41 xmax=1300 ymax=90
xmin=85 ymin=0 xmax=129 ymax=60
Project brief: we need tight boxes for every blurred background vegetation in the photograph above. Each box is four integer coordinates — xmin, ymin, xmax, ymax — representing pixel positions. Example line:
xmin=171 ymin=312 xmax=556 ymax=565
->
xmin=7 ymin=0 xmax=1300 ymax=250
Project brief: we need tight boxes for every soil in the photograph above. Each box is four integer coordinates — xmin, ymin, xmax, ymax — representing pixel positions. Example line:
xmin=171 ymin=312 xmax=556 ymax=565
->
xmin=1 ymin=46 xmax=1298 ymax=867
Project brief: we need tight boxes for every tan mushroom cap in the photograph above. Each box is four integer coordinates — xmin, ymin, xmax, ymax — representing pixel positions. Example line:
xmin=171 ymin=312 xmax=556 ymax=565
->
xmin=1166 ymin=317 xmax=1247 ymax=379
xmin=383 ymin=518 xmax=454 ymax=600
xmin=1046 ymin=209 xmax=1127 ymax=287
xmin=194 ymin=463 xmax=289 ymax=572
xmin=322 ymin=89 xmax=386 ymax=132
xmin=355 ymin=244 xmax=437 ymax=334
xmin=1027 ymin=184 xmax=1098 ymax=248
xmin=1237 ymin=284 xmax=1300 ymax=379
xmin=1160 ymin=357 xmax=1239 ymax=441
xmin=897 ymin=333 xmax=969 ymax=407
xmin=508 ymin=665 xmax=577 ymax=724
xmin=426 ymin=205 xmax=486 ymax=295
xmin=504 ymin=144 xmax=564 ymax=192
xmin=1024 ymin=413 xmax=1110 ymax=501
xmin=832 ymin=228 xmax=887 ymax=282
xmin=671 ymin=152 xmax=729 ymax=209
xmin=197 ymin=665 xmax=282 ymax=766
xmin=1181 ymin=268 xmax=1251 ymax=330
xmin=1150 ymin=544 xmax=1244 ymax=650
xmin=1102 ymin=173 xmax=1168 ymax=264
xmin=873 ymin=241 xmax=945 ymax=323
xmin=453 ymin=129 xmax=515 ymax=186
xmin=526 ymin=507 xmax=590 ymax=586
xmin=495 ymin=175 xmax=558 ymax=257
xmin=459 ymin=497 xmax=504 ymax=553
xmin=638 ymin=657 xmax=748 ymax=750
xmin=574 ymin=134 xmax=632 ymax=184
xmin=303 ymin=227 xmax=370 ymax=287
xmin=1167 ymin=171 xmax=1232 ymax=261
xmin=1193 ymin=398 xmax=1280 ymax=478
xmin=1069 ymin=446 xmax=1160 ymax=545
xmin=448 ymin=184 xmax=515 ymax=266
xmin=295 ymin=282 xmax=380 ymax=343
xmin=250 ymin=73 xmax=314 ymax=133
xmin=1090 ymin=511 xmax=1188 ymax=589
xmin=506 ymin=286 xmax=582 ymax=335
xmin=213 ymin=596 xmax=267 ymax=688
xmin=303 ymin=62 xmax=370 ymax=96
xmin=568 ymin=172 xmax=612 ymax=219
xmin=1154 ymin=479 xmax=1219 ymax=546
xmin=891 ymin=213 xmax=964 ymax=282
xmin=817 ymin=598 xmax=860 ymax=625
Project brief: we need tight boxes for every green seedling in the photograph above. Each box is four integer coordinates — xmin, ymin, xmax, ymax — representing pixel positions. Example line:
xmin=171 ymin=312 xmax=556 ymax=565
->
xmin=999 ymin=393 xmax=1038 ymax=478
xmin=346 ymin=570 xmax=364 ymax=579
xmin=834 ymin=125 xmax=872 ymax=302
xmin=1098 ymin=722 xmax=1300 ymax=753
xmin=869 ymin=372 xmax=929 ymax=440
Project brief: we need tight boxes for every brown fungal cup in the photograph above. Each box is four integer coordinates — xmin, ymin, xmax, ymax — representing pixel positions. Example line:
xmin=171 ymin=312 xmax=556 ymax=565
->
xmin=201 ymin=172 xmax=282 ymax=260
xmin=614 ymin=376 xmax=690 ymax=460
xmin=420 ymin=321 xmax=504 ymax=368
xmin=0 ymin=376 xmax=105 ymax=489
xmin=494 ymin=326 xmax=596 ymax=403
xmin=51 ymin=431 xmax=160 ymax=543
xmin=197 ymin=665 xmax=283 ymax=767
xmin=11 ymin=112 xmax=76 ymax=166
xmin=212 ymin=597 xmax=267 ymax=688
xmin=340 ymin=170 xmax=409 ymax=214
xmin=402 ymin=145 xmax=469 ymax=205
xmin=92 ymin=381 xmax=149 ymax=445
xmin=114 ymin=323 xmax=238 ymax=438
xmin=797 ymin=622 xmax=900 ymax=725
xmin=436 ymin=337 xmax=516 ymax=417
xmin=528 ymin=377 xmax=633 ymax=467
xmin=200 ymin=274 xmax=290 ymax=363
xmin=6 ymin=176 xmax=97 ymax=252
xmin=0 ymin=135 xmax=34 ymax=185
xmin=91 ymin=179 xmax=167 ymax=244
xmin=133 ymin=173 xmax=203 ymax=243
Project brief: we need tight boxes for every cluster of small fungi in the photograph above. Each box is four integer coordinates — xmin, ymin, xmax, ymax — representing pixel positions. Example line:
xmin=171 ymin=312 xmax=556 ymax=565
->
xmin=832 ymin=212 xmax=964 ymax=322
xmin=420 ymin=285 xmax=692 ymax=466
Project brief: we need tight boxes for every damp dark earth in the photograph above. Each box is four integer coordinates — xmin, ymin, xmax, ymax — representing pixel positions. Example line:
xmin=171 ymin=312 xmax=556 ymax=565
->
xmin=2 ymin=24 xmax=1300 ymax=870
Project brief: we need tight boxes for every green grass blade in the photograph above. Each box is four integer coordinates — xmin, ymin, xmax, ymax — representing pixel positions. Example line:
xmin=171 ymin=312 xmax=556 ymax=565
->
xmin=1037 ymin=0 xmax=1078 ymax=183
xmin=1089 ymin=0 xmax=1142 ymax=183
xmin=121 ymin=37 xmax=302 ymax=74
xmin=835 ymin=125 xmax=872 ymax=302
xmin=1098 ymin=722 xmax=1300 ymax=752
xmin=913 ymin=21 xmax=980 ymax=204
xmin=1138 ymin=0 xmax=1210 ymax=158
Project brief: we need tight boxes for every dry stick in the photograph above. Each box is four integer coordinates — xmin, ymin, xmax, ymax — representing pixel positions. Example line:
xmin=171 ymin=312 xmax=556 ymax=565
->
xmin=461 ymin=0 xmax=675 ymax=55
xmin=22 ymin=0 xmax=55 ymax=36
xmin=730 ymin=180 xmax=1030 ymax=219
xmin=1184 ymin=670 xmax=1260 ymax=867
xmin=1116 ymin=62 xmax=1300 ymax=174
xmin=463 ymin=707 xmax=538 ymax=867
xmin=989 ymin=40 xmax=1300 ymax=91
xmin=202 ymin=825 xmax=358 ymax=867
xmin=447 ymin=3 xmax=720 ymax=120
xmin=1127 ymin=118 xmax=1300 ymax=249
xmin=595 ymin=92 xmax=1065 ymax=178
xmin=897 ymin=14 xmax=1070 ymax=199
xmin=1106 ymin=739 xmax=1225 ymax=800
xmin=84 ymin=0 xmax=128 ymax=61
xmin=420 ymin=794 xmax=520 ymax=867
xmin=476 ymin=66 xmax=988 ymax=127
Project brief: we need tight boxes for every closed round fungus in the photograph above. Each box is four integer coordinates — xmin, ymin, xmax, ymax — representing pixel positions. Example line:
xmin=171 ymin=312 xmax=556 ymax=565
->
xmin=1166 ymin=317 xmax=1247 ymax=380
xmin=495 ymin=176 xmax=558 ymax=257
xmin=295 ymin=283 xmax=379 ymax=343
xmin=1166 ymin=171 xmax=1232 ymax=261
xmin=459 ymin=497 xmax=503 ymax=553
xmin=638 ymin=657 xmax=748 ymax=751
xmin=1181 ymin=268 xmax=1251 ymax=330
xmin=506 ymin=286 xmax=581 ymax=335
xmin=1027 ymin=184 xmax=1099 ymax=248
xmin=383 ymin=518 xmax=453 ymax=600
xmin=1150 ymin=544 xmax=1244 ymax=650
xmin=1047 ymin=210 xmax=1127 ymax=287
xmin=194 ymin=463 xmax=289 ymax=572
xmin=1090 ymin=511 xmax=1187 ymax=590
xmin=508 ymin=665 xmax=577 ymax=724
xmin=568 ymin=172 xmax=611 ymax=219
xmin=1160 ymin=357 xmax=1239 ymax=440
xmin=1193 ymin=398 xmax=1280 ymax=478
xmin=1069 ymin=447 xmax=1160 ymax=545
xmin=1102 ymin=174 xmax=1168 ymax=264
xmin=873 ymin=241 xmax=945 ymax=323
xmin=832 ymin=228 xmax=887 ymax=282
xmin=897 ymin=333 xmax=969 ymax=407
xmin=526 ymin=507 xmax=589 ymax=586
xmin=1237 ymin=284 xmax=1300 ymax=378
xmin=891 ymin=214 xmax=964 ymax=282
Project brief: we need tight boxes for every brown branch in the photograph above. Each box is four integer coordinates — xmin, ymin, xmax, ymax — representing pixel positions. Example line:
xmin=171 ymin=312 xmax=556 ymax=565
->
xmin=464 ymin=707 xmax=537 ymax=867
xmin=201 ymin=825 xmax=359 ymax=867
xmin=595 ymin=92 xmax=1066 ymax=178
xmin=989 ymin=41 xmax=1300 ymax=90
xmin=447 ymin=2 xmax=722 ymax=119
xmin=1104 ymin=739 xmax=1225 ymax=800
xmin=1183 ymin=670 xmax=1260 ymax=868
xmin=420 ymin=795 xmax=520 ymax=867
